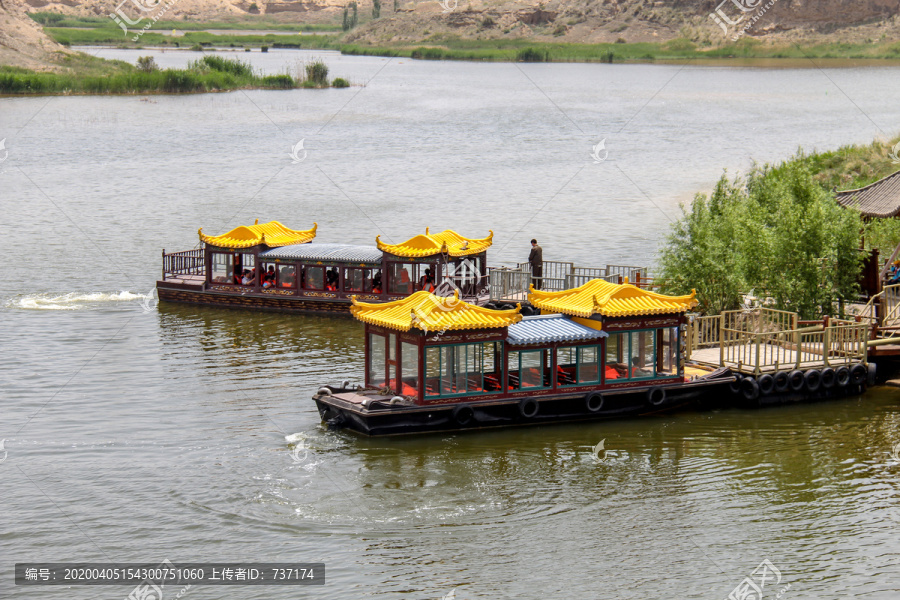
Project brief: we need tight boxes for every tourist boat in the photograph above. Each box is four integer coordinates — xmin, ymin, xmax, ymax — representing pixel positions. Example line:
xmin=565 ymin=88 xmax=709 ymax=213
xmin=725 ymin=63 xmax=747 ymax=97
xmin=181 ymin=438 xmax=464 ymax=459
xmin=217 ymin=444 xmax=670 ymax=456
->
xmin=312 ymin=280 xmax=734 ymax=435
xmin=156 ymin=220 xmax=492 ymax=313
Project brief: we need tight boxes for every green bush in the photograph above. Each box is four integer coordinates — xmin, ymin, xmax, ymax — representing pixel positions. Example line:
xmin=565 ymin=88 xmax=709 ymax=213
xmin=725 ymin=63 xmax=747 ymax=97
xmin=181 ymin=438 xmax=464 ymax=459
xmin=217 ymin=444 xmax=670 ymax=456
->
xmin=516 ymin=47 xmax=550 ymax=62
xmin=261 ymin=45 xmax=269 ymax=52
xmin=136 ymin=56 xmax=158 ymax=73
xmin=193 ymin=55 xmax=254 ymax=77
xmin=305 ymin=60 xmax=329 ymax=86
xmin=410 ymin=47 xmax=444 ymax=60
xmin=331 ymin=77 xmax=350 ymax=87
xmin=261 ymin=74 xmax=296 ymax=89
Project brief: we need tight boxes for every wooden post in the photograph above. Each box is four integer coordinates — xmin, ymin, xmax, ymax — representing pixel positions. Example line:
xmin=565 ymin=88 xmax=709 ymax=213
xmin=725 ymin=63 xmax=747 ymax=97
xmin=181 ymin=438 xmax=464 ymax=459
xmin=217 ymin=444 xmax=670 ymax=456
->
xmin=161 ymin=249 xmax=166 ymax=281
xmin=719 ymin=315 xmax=725 ymax=367
xmin=794 ymin=328 xmax=801 ymax=369
xmin=754 ymin=333 xmax=761 ymax=376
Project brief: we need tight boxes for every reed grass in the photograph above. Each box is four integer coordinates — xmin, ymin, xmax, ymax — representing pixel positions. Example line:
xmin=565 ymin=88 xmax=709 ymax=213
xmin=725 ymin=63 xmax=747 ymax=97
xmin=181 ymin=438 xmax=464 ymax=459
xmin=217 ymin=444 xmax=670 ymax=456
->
xmin=0 ymin=54 xmax=299 ymax=95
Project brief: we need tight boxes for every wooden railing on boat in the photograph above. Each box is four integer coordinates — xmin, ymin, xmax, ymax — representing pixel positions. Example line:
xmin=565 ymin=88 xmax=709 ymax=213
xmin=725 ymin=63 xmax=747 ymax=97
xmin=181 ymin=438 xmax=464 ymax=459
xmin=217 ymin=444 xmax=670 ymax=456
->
xmin=686 ymin=309 xmax=868 ymax=375
xmin=162 ymin=248 xmax=205 ymax=281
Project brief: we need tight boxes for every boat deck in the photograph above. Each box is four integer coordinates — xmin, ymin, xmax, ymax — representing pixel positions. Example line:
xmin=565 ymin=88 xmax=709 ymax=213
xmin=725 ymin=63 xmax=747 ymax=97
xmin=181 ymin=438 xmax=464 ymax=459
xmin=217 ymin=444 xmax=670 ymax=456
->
xmin=691 ymin=343 xmax=857 ymax=374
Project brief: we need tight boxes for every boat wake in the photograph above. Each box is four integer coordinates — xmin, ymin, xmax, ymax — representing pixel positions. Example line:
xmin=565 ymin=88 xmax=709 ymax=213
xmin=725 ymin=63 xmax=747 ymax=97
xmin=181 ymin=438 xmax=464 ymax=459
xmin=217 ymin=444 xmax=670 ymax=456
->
xmin=6 ymin=291 xmax=152 ymax=311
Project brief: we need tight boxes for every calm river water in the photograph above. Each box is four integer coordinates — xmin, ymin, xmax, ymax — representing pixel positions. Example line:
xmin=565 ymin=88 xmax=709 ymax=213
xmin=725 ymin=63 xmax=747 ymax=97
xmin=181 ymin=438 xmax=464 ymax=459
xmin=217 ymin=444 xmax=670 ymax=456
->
xmin=2 ymin=49 xmax=900 ymax=599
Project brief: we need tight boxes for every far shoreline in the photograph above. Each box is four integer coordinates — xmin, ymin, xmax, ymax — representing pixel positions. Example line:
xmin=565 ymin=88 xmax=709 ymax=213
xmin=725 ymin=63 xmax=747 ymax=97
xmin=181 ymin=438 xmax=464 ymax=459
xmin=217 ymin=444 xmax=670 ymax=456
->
xmin=74 ymin=45 xmax=900 ymax=70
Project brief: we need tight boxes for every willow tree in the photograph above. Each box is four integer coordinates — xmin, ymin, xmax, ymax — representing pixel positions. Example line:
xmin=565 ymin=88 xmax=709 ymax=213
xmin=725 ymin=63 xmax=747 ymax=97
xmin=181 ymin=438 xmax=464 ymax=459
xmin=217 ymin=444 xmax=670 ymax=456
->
xmin=658 ymin=159 xmax=863 ymax=319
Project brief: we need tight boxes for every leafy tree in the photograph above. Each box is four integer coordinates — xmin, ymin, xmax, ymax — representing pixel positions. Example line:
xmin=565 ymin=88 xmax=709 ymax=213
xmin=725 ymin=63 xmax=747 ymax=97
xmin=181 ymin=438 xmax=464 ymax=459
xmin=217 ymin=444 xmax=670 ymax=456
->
xmin=394 ymin=0 xmax=399 ymax=11
xmin=136 ymin=56 xmax=159 ymax=72
xmin=658 ymin=157 xmax=864 ymax=319
xmin=351 ymin=2 xmax=358 ymax=28
xmin=342 ymin=6 xmax=350 ymax=31
xmin=373 ymin=0 xmax=381 ymax=19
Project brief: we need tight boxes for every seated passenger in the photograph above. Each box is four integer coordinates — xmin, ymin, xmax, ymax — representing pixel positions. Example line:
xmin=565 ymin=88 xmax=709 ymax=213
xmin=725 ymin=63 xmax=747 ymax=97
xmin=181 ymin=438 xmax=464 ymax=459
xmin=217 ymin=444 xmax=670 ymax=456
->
xmin=262 ymin=266 xmax=276 ymax=288
xmin=282 ymin=268 xmax=295 ymax=288
xmin=372 ymin=272 xmax=382 ymax=293
xmin=325 ymin=268 xmax=339 ymax=291
xmin=399 ymin=269 xmax=411 ymax=293
xmin=241 ymin=269 xmax=254 ymax=285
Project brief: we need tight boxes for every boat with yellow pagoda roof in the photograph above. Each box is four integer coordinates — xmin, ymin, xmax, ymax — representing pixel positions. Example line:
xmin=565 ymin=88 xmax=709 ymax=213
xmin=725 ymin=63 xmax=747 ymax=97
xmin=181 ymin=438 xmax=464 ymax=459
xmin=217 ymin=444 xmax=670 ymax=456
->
xmin=312 ymin=281 xmax=733 ymax=436
xmin=156 ymin=221 xmax=493 ymax=313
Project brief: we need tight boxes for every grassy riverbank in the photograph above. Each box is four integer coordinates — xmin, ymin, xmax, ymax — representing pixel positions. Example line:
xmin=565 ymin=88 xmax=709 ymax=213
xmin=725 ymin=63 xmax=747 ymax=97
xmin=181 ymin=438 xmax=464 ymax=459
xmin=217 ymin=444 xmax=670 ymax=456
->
xmin=32 ymin=12 xmax=900 ymax=63
xmin=28 ymin=12 xmax=341 ymax=32
xmin=0 ymin=53 xmax=342 ymax=95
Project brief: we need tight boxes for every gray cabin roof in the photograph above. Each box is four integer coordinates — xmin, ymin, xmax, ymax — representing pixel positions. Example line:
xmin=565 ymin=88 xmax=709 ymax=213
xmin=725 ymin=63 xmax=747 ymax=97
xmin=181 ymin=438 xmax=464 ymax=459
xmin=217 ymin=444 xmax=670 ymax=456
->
xmin=507 ymin=314 xmax=608 ymax=346
xmin=836 ymin=169 xmax=900 ymax=218
xmin=259 ymin=243 xmax=383 ymax=265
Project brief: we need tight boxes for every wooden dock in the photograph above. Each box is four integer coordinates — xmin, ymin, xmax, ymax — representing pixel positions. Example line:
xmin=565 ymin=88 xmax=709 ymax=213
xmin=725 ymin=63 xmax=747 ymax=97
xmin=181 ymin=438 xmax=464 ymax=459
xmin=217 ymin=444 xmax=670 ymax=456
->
xmin=686 ymin=308 xmax=869 ymax=375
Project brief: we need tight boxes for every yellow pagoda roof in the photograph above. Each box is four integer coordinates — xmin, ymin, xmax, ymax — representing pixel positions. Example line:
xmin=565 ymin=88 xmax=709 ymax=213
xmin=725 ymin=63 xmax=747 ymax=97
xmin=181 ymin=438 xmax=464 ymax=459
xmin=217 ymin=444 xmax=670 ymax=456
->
xmin=199 ymin=220 xmax=317 ymax=249
xmin=529 ymin=279 xmax=697 ymax=319
xmin=351 ymin=290 xmax=521 ymax=332
xmin=376 ymin=228 xmax=493 ymax=258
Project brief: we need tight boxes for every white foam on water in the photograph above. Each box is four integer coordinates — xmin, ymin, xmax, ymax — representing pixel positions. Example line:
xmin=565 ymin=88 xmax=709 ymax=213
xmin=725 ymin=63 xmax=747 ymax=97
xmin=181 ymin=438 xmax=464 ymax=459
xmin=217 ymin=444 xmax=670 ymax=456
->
xmin=284 ymin=432 xmax=307 ymax=444
xmin=6 ymin=291 xmax=151 ymax=311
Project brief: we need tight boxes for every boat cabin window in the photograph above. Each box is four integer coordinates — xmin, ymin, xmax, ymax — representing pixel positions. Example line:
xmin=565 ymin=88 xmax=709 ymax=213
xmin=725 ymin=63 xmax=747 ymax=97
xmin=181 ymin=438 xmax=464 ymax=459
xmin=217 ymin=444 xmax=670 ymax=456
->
xmin=658 ymin=327 xmax=679 ymax=376
xmin=424 ymin=342 xmax=502 ymax=397
xmin=343 ymin=267 xmax=374 ymax=293
xmin=304 ymin=266 xmax=324 ymax=290
xmin=260 ymin=263 xmax=279 ymax=289
xmin=367 ymin=333 xmax=386 ymax=387
xmin=606 ymin=330 xmax=659 ymax=380
xmin=277 ymin=265 xmax=297 ymax=289
xmin=556 ymin=345 xmax=601 ymax=386
xmin=507 ymin=349 xmax=550 ymax=390
xmin=234 ymin=253 xmax=256 ymax=286
xmin=211 ymin=252 xmax=233 ymax=284
xmin=388 ymin=263 xmax=416 ymax=295
xmin=398 ymin=342 xmax=419 ymax=397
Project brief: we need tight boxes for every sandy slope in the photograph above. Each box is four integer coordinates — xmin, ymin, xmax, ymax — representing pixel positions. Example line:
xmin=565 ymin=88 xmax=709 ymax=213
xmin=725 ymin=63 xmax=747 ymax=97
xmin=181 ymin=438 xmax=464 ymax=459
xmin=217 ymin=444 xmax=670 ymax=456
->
xmin=0 ymin=0 xmax=69 ymax=69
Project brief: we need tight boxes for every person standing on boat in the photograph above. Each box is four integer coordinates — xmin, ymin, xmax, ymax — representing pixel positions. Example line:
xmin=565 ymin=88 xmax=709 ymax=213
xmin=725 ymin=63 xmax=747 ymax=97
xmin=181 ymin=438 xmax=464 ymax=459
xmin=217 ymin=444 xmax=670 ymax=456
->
xmin=529 ymin=239 xmax=543 ymax=290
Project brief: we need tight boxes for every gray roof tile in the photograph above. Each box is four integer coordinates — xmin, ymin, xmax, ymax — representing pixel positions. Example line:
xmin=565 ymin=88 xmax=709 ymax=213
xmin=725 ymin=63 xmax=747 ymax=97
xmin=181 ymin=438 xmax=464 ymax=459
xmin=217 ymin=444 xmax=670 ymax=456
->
xmin=259 ymin=243 xmax=383 ymax=265
xmin=836 ymin=169 xmax=900 ymax=218
xmin=507 ymin=314 xmax=608 ymax=346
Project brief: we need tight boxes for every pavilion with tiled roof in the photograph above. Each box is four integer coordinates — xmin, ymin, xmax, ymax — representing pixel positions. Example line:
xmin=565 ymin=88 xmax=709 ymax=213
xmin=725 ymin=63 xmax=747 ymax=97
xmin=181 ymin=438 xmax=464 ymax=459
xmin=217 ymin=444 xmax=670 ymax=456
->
xmin=836 ymin=169 xmax=900 ymax=219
